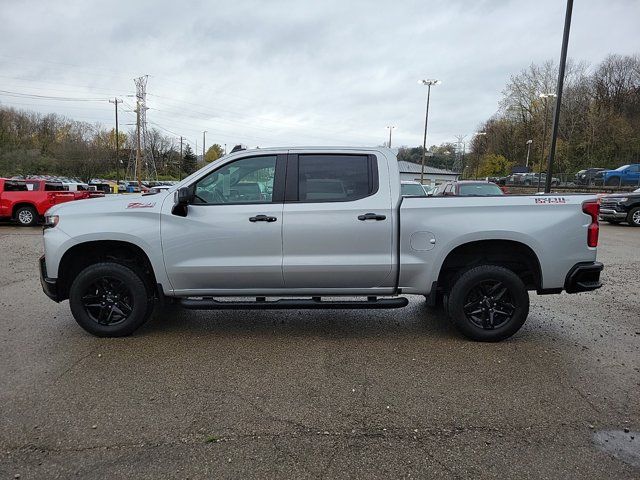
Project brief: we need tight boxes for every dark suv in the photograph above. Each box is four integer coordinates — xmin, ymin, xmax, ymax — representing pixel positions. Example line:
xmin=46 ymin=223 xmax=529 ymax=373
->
xmin=575 ymin=168 xmax=606 ymax=186
xmin=599 ymin=188 xmax=640 ymax=226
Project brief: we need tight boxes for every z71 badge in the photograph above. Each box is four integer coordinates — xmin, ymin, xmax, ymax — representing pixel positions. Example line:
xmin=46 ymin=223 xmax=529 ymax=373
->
xmin=126 ymin=202 xmax=156 ymax=209
xmin=534 ymin=197 xmax=567 ymax=204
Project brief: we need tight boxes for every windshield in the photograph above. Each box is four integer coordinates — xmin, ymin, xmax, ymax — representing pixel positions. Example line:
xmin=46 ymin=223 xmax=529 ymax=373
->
xmin=401 ymin=183 xmax=427 ymax=196
xmin=615 ymin=165 xmax=630 ymax=171
xmin=458 ymin=183 xmax=503 ymax=196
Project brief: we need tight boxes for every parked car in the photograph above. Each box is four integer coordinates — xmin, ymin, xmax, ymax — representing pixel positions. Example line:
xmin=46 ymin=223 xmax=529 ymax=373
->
xmin=422 ymin=185 xmax=436 ymax=196
xmin=40 ymin=147 xmax=603 ymax=342
xmin=599 ymin=187 xmax=640 ymax=226
xmin=575 ymin=168 xmax=606 ymax=186
xmin=521 ymin=173 xmax=560 ymax=186
xmin=0 ymin=178 xmax=77 ymax=226
xmin=433 ymin=180 xmax=504 ymax=196
xmin=149 ymin=185 xmax=172 ymax=193
xmin=400 ymin=181 xmax=428 ymax=197
xmin=602 ymin=164 xmax=640 ymax=187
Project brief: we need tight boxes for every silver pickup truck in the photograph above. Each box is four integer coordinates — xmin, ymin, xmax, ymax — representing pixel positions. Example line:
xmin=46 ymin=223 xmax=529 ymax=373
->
xmin=39 ymin=147 xmax=603 ymax=341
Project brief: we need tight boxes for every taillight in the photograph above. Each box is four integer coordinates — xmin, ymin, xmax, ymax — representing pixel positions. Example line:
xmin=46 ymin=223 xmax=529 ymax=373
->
xmin=582 ymin=200 xmax=599 ymax=247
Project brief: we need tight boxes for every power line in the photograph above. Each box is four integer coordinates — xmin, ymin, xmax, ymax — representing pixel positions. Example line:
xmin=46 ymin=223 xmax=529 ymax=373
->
xmin=0 ymin=89 xmax=109 ymax=102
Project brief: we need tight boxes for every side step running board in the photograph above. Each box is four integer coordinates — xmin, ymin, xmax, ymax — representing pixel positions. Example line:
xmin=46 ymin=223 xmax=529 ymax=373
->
xmin=179 ymin=296 xmax=409 ymax=310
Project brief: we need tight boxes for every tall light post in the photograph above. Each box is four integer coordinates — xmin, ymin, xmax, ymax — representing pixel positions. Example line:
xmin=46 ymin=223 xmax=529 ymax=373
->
xmin=386 ymin=126 xmax=396 ymax=148
xmin=202 ymin=130 xmax=207 ymax=164
xmin=419 ymin=79 xmax=441 ymax=184
xmin=538 ymin=93 xmax=557 ymax=191
xmin=545 ymin=0 xmax=574 ymax=193
xmin=525 ymin=139 xmax=533 ymax=168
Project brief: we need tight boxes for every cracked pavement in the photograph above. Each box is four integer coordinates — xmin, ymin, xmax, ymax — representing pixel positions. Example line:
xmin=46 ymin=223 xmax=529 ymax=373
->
xmin=0 ymin=223 xmax=638 ymax=479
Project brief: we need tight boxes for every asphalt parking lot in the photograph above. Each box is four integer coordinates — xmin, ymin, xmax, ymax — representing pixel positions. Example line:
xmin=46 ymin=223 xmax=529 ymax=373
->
xmin=0 ymin=223 xmax=638 ymax=479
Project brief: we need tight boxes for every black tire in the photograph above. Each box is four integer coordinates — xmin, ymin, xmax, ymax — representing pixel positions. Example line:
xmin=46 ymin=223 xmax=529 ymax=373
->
xmin=15 ymin=205 xmax=38 ymax=226
xmin=447 ymin=265 xmax=529 ymax=342
xmin=627 ymin=207 xmax=640 ymax=227
xmin=69 ymin=262 xmax=154 ymax=337
xmin=605 ymin=177 xmax=620 ymax=186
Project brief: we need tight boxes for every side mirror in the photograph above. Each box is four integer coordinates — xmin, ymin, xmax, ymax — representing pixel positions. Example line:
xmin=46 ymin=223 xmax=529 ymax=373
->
xmin=176 ymin=186 xmax=194 ymax=205
xmin=172 ymin=186 xmax=194 ymax=217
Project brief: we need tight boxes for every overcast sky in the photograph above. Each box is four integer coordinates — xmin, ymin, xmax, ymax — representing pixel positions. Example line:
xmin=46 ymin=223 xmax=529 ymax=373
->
xmin=1 ymin=0 xmax=639 ymax=152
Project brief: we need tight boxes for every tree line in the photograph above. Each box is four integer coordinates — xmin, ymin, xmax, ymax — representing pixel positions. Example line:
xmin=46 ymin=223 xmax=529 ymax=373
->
xmin=0 ymin=106 xmax=224 ymax=181
xmin=399 ymin=53 xmax=640 ymax=178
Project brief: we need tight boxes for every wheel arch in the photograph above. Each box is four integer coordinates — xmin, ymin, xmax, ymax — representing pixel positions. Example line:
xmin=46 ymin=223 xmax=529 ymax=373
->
xmin=436 ymin=239 xmax=543 ymax=293
xmin=12 ymin=202 xmax=38 ymax=218
xmin=57 ymin=240 xmax=159 ymax=301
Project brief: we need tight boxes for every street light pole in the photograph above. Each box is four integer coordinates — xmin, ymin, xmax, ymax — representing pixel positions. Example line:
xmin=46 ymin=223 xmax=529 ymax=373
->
xmin=386 ymin=126 xmax=395 ymax=148
xmin=545 ymin=0 xmax=574 ymax=193
xmin=419 ymin=79 xmax=440 ymax=184
xmin=525 ymin=139 xmax=533 ymax=168
xmin=108 ymin=98 xmax=122 ymax=190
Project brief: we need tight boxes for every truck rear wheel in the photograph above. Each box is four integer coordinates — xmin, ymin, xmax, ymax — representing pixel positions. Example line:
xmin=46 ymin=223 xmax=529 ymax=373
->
xmin=15 ymin=205 xmax=38 ymax=226
xmin=447 ymin=265 xmax=529 ymax=342
xmin=69 ymin=262 xmax=154 ymax=337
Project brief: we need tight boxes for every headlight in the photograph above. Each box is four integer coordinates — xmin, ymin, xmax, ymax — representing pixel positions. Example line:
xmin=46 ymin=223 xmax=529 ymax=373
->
xmin=44 ymin=215 xmax=59 ymax=229
xmin=616 ymin=197 xmax=628 ymax=203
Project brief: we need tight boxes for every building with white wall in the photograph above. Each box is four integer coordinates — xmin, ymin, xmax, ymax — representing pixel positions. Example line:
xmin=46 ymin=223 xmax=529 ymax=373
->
xmin=397 ymin=160 xmax=459 ymax=185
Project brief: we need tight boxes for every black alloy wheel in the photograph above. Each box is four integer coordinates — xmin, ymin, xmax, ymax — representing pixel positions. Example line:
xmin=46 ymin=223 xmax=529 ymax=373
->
xmin=462 ymin=279 xmax=515 ymax=330
xmin=69 ymin=262 xmax=154 ymax=337
xmin=81 ymin=276 xmax=134 ymax=326
xmin=447 ymin=265 xmax=530 ymax=342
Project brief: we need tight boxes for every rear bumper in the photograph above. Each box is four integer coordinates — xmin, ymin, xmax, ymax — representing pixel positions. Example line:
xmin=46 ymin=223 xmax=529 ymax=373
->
xmin=39 ymin=255 xmax=60 ymax=302
xmin=564 ymin=262 xmax=603 ymax=294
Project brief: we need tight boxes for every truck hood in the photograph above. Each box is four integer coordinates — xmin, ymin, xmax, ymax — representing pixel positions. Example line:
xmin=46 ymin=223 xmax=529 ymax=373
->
xmin=602 ymin=192 xmax=640 ymax=199
xmin=47 ymin=192 xmax=172 ymax=216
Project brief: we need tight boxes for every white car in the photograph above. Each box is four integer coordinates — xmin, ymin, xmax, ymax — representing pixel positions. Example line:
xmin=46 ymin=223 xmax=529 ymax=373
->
xmin=40 ymin=147 xmax=603 ymax=341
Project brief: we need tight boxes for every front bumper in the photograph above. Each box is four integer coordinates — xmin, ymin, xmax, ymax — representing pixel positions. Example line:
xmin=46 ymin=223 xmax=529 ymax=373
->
xmin=39 ymin=255 xmax=60 ymax=302
xmin=599 ymin=208 xmax=627 ymax=220
xmin=564 ymin=262 xmax=603 ymax=294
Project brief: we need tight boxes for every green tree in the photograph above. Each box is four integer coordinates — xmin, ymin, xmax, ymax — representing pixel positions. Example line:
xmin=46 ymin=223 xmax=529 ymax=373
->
xmin=205 ymin=144 xmax=224 ymax=163
xmin=182 ymin=145 xmax=197 ymax=175
xmin=477 ymin=153 xmax=515 ymax=178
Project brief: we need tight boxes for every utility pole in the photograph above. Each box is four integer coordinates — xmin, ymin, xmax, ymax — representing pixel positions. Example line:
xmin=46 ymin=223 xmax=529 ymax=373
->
xmin=135 ymin=98 xmax=142 ymax=189
xmin=538 ymin=93 xmax=556 ymax=191
xmin=545 ymin=0 xmax=574 ymax=194
xmin=419 ymin=79 xmax=440 ymax=184
xmin=386 ymin=126 xmax=395 ymax=148
xmin=109 ymin=98 xmax=123 ymax=189
xmin=179 ymin=136 xmax=183 ymax=181
xmin=203 ymin=130 xmax=207 ymax=163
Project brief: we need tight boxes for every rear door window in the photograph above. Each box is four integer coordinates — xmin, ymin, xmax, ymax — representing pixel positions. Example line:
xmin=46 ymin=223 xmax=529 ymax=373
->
xmin=295 ymin=154 xmax=375 ymax=202
xmin=4 ymin=181 xmax=28 ymax=192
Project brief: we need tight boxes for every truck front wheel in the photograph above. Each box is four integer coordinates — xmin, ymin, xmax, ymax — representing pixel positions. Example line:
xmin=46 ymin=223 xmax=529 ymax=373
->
xmin=69 ymin=262 xmax=154 ymax=337
xmin=627 ymin=207 xmax=640 ymax=227
xmin=447 ymin=265 xmax=529 ymax=342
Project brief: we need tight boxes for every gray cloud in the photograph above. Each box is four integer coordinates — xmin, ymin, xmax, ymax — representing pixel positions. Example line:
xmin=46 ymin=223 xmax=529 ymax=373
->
xmin=0 ymin=0 xmax=638 ymax=149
